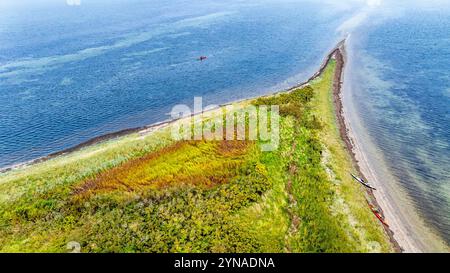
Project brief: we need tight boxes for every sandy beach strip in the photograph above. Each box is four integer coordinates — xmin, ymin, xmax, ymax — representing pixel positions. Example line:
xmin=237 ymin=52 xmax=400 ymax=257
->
xmin=337 ymin=42 xmax=449 ymax=252
xmin=2 ymin=40 xmax=436 ymax=253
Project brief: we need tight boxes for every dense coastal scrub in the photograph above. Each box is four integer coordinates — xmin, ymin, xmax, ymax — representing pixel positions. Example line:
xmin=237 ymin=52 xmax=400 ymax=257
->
xmin=0 ymin=58 xmax=392 ymax=252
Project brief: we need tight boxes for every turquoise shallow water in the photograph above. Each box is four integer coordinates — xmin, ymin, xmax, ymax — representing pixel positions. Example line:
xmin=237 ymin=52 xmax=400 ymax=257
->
xmin=0 ymin=0 xmax=351 ymax=167
xmin=346 ymin=1 xmax=450 ymax=245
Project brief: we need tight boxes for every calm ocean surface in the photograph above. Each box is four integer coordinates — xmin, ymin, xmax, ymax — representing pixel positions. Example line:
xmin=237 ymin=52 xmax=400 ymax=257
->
xmin=346 ymin=1 xmax=450 ymax=245
xmin=0 ymin=0 xmax=350 ymax=166
xmin=0 ymin=0 xmax=449 ymax=246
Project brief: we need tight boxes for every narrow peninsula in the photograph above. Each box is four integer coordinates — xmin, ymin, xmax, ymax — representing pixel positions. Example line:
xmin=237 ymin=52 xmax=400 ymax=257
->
xmin=0 ymin=44 xmax=396 ymax=252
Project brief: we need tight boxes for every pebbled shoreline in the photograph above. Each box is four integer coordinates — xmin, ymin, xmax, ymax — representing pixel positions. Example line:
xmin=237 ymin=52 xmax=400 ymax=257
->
xmin=330 ymin=43 xmax=402 ymax=252
xmin=0 ymin=40 xmax=407 ymax=252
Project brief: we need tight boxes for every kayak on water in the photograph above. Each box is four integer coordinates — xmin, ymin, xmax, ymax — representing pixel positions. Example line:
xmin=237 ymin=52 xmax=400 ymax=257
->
xmin=198 ymin=56 xmax=207 ymax=61
xmin=350 ymin=173 xmax=377 ymax=190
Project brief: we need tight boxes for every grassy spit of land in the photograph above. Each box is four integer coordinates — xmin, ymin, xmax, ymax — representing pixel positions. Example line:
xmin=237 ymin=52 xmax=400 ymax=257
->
xmin=0 ymin=49 xmax=393 ymax=252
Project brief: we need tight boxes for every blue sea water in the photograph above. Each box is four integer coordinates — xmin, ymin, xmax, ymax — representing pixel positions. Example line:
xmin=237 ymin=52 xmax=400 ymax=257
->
xmin=346 ymin=1 xmax=450 ymax=246
xmin=1 ymin=0 xmax=449 ymax=248
xmin=0 ymin=0 xmax=352 ymax=167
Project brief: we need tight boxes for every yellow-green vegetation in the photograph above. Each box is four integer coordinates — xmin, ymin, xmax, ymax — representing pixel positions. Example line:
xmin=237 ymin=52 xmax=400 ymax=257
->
xmin=236 ymin=60 xmax=392 ymax=252
xmin=309 ymin=61 xmax=392 ymax=252
xmin=0 ymin=59 xmax=392 ymax=252
xmin=74 ymin=140 xmax=253 ymax=196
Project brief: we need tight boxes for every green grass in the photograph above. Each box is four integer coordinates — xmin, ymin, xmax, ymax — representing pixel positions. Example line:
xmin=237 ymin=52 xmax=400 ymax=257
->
xmin=0 ymin=140 xmax=269 ymax=252
xmin=0 ymin=58 xmax=392 ymax=252
xmin=234 ymin=60 xmax=392 ymax=252
xmin=309 ymin=61 xmax=392 ymax=252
